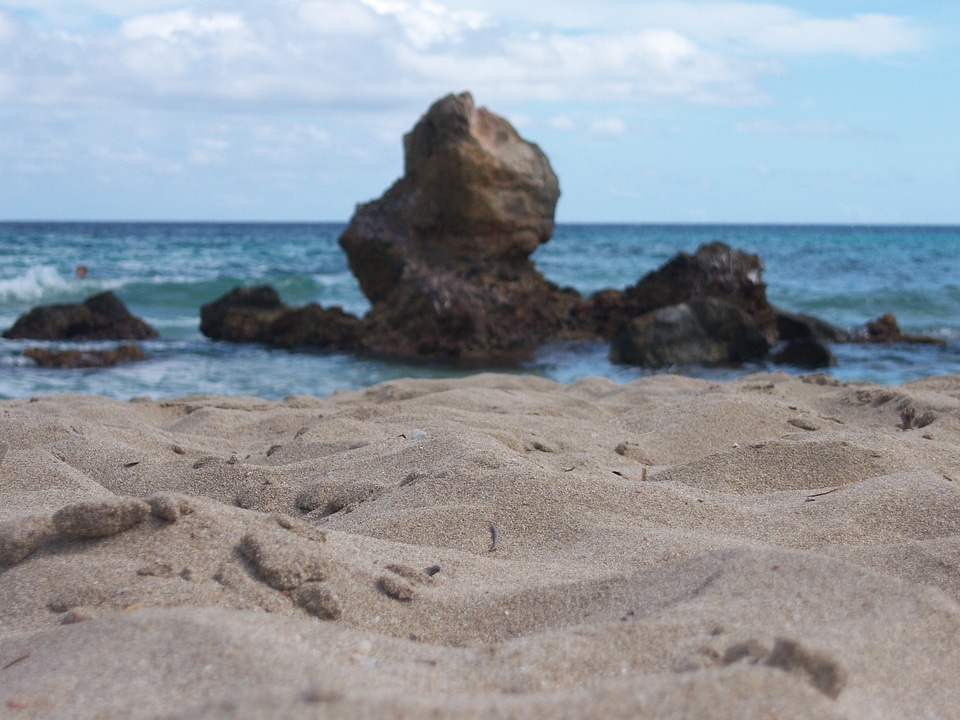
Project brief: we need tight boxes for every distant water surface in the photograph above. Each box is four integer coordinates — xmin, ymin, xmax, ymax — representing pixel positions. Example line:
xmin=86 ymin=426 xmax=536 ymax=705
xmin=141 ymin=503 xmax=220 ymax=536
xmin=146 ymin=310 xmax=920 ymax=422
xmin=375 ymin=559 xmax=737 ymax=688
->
xmin=1 ymin=223 xmax=958 ymax=399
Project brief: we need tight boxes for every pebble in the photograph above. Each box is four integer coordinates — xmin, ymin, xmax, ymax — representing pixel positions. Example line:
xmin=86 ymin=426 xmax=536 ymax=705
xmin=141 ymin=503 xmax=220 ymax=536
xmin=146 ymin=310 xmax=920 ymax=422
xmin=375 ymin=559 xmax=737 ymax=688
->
xmin=53 ymin=497 xmax=151 ymax=540
xmin=0 ymin=515 xmax=55 ymax=566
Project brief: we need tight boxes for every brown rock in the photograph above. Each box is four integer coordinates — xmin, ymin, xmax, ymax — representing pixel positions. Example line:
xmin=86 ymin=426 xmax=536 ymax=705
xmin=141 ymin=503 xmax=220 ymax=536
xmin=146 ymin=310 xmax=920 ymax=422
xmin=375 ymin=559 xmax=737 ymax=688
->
xmin=339 ymin=91 xmax=579 ymax=361
xmin=341 ymin=91 xmax=560 ymax=303
xmin=199 ymin=286 xmax=284 ymax=343
xmin=199 ymin=286 xmax=360 ymax=350
xmin=856 ymin=313 xmax=943 ymax=344
xmin=3 ymin=291 xmax=158 ymax=341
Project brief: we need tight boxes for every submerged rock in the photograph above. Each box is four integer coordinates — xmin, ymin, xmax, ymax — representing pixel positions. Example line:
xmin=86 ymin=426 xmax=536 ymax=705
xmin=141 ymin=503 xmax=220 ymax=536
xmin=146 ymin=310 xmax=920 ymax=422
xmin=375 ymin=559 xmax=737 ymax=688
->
xmin=855 ymin=313 xmax=943 ymax=345
xmin=24 ymin=343 xmax=148 ymax=368
xmin=3 ymin=291 xmax=158 ymax=341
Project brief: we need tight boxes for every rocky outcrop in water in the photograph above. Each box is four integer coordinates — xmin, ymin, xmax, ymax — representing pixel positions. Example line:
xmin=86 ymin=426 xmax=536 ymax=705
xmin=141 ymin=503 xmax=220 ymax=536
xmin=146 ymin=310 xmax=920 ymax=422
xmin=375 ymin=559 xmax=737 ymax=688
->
xmin=196 ymin=92 xmax=908 ymax=373
xmin=610 ymin=297 xmax=770 ymax=367
xmin=855 ymin=313 xmax=944 ymax=345
xmin=585 ymin=242 xmax=777 ymax=342
xmin=3 ymin=291 xmax=158 ymax=341
xmin=199 ymin=286 xmax=359 ymax=350
xmin=339 ymin=91 xmax=580 ymax=361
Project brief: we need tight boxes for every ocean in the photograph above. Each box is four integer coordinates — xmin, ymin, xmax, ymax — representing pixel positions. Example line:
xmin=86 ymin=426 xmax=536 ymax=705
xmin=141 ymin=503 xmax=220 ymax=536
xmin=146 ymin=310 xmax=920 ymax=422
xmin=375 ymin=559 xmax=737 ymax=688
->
xmin=1 ymin=222 xmax=958 ymax=400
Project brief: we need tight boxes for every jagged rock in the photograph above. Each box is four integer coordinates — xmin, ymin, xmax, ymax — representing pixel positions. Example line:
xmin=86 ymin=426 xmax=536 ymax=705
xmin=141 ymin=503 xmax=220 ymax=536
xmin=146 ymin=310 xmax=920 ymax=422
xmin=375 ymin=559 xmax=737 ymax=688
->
xmin=23 ymin=344 xmax=148 ymax=368
xmin=339 ymin=91 xmax=579 ymax=360
xmin=855 ymin=313 xmax=943 ymax=345
xmin=200 ymin=286 xmax=283 ymax=342
xmin=588 ymin=242 xmax=777 ymax=342
xmin=200 ymin=286 xmax=360 ymax=350
xmin=3 ymin=291 xmax=158 ymax=341
xmin=610 ymin=297 xmax=769 ymax=368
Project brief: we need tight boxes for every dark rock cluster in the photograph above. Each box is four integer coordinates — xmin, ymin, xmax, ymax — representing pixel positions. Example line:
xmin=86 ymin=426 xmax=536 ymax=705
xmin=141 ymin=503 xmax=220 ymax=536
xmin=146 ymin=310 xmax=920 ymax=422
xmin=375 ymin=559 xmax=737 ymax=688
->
xmin=4 ymin=291 xmax=157 ymax=342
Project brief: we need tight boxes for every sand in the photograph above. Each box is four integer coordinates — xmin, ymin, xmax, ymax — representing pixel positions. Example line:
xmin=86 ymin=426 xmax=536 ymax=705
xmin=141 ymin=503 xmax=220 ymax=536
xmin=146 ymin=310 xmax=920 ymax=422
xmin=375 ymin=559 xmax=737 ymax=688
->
xmin=1 ymin=371 xmax=960 ymax=719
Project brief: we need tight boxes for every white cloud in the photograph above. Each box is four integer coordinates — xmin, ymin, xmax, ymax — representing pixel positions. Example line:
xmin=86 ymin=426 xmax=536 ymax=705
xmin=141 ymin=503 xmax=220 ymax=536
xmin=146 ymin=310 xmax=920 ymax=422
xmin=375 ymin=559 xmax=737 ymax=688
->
xmin=360 ymin=0 xmax=493 ymax=49
xmin=550 ymin=115 xmax=576 ymax=131
xmin=0 ymin=1 xmax=928 ymax=115
xmin=0 ymin=10 xmax=19 ymax=41
xmin=748 ymin=12 xmax=924 ymax=57
xmin=590 ymin=117 xmax=627 ymax=136
xmin=298 ymin=0 xmax=381 ymax=35
xmin=121 ymin=10 xmax=245 ymax=41
xmin=734 ymin=119 xmax=852 ymax=136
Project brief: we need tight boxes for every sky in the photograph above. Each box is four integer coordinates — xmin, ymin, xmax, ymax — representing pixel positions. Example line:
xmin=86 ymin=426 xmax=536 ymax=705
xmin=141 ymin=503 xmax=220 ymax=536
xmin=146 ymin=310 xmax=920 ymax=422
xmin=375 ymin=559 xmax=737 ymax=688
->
xmin=1 ymin=0 xmax=958 ymax=223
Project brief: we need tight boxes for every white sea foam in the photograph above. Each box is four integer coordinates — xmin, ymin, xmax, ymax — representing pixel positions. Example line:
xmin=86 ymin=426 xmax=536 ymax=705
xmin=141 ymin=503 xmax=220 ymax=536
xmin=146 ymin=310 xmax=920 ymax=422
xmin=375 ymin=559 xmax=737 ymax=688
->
xmin=0 ymin=265 xmax=71 ymax=303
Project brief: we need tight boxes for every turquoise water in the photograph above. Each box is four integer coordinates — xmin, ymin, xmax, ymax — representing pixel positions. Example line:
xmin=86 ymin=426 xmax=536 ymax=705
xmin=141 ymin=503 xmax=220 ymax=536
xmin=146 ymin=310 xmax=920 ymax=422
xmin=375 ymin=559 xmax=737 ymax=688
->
xmin=1 ymin=222 xmax=959 ymax=399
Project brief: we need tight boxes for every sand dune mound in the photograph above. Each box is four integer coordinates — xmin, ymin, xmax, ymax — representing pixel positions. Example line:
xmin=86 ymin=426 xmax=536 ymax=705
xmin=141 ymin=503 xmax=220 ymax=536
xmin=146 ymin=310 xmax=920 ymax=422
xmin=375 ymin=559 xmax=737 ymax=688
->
xmin=2 ymin=372 xmax=960 ymax=718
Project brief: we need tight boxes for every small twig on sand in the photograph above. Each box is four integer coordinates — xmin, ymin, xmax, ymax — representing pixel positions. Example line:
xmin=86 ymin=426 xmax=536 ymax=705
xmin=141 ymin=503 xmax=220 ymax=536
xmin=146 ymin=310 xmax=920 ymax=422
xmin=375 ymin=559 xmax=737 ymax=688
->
xmin=2 ymin=653 xmax=30 ymax=671
xmin=488 ymin=523 xmax=499 ymax=552
xmin=805 ymin=488 xmax=839 ymax=502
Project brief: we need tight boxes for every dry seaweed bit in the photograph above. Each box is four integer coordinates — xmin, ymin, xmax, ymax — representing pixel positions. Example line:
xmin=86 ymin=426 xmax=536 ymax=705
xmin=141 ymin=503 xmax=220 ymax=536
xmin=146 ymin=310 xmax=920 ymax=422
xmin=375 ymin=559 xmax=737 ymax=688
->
xmin=488 ymin=523 xmax=499 ymax=552
xmin=641 ymin=466 xmax=648 ymax=482
xmin=2 ymin=653 xmax=30 ymax=671
xmin=805 ymin=488 xmax=839 ymax=503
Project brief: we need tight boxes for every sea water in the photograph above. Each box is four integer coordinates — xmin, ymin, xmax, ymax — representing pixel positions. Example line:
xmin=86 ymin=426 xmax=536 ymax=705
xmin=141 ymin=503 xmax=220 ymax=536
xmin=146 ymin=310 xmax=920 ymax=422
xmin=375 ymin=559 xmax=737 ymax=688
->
xmin=1 ymin=223 xmax=958 ymax=400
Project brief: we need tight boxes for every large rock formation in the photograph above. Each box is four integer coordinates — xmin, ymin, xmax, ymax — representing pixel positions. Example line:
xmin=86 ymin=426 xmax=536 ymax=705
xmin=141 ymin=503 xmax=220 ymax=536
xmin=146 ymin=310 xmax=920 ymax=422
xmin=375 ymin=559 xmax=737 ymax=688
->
xmin=338 ymin=91 xmax=579 ymax=361
xmin=197 ymin=93 xmax=870 ymax=373
xmin=3 ymin=291 xmax=158 ymax=341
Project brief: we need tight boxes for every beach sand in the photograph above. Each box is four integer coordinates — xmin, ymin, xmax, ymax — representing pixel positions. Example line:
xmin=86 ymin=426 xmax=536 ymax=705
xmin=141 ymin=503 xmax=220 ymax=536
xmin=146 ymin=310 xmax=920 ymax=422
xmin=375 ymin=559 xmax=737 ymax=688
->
xmin=2 ymin=371 xmax=960 ymax=719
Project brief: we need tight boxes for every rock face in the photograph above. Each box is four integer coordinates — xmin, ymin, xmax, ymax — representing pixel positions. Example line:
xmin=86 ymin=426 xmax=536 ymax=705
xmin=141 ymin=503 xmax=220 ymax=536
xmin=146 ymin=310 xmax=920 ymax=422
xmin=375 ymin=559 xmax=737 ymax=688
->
xmin=589 ymin=242 xmax=777 ymax=343
xmin=3 ymin=291 xmax=158 ymax=341
xmin=200 ymin=286 xmax=360 ymax=351
xmin=338 ymin=91 xmax=576 ymax=360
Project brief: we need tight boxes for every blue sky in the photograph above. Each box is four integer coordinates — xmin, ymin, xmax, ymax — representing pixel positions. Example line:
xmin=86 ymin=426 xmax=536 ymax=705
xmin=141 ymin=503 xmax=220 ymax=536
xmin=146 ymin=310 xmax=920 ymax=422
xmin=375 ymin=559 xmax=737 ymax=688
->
xmin=1 ymin=1 xmax=957 ymax=223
